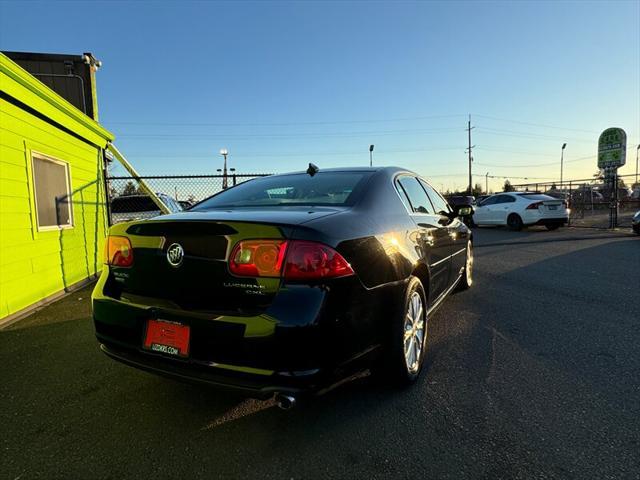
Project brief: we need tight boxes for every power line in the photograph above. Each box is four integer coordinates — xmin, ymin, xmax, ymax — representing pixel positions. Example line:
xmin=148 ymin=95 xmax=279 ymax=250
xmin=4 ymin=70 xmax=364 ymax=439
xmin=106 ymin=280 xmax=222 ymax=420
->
xmin=476 ymin=127 xmax=593 ymax=144
xmin=123 ymin=146 xmax=465 ymax=158
xmin=105 ymin=113 xmax=468 ymax=127
xmin=472 ymin=114 xmax=599 ymax=134
xmin=116 ymin=127 xmax=465 ymax=140
xmin=474 ymin=154 xmax=597 ymax=168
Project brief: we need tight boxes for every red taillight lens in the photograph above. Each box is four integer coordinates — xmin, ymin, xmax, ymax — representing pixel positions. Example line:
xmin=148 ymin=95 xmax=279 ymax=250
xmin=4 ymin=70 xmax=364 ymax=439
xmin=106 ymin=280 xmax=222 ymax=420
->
xmin=106 ymin=236 xmax=134 ymax=267
xmin=228 ymin=239 xmax=354 ymax=280
xmin=283 ymin=241 xmax=354 ymax=280
xmin=229 ymin=240 xmax=288 ymax=277
xmin=526 ymin=201 xmax=543 ymax=210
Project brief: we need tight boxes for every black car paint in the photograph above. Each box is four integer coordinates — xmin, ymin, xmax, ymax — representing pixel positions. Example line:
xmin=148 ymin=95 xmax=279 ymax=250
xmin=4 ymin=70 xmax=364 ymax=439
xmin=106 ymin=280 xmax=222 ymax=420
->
xmin=92 ymin=167 xmax=472 ymax=397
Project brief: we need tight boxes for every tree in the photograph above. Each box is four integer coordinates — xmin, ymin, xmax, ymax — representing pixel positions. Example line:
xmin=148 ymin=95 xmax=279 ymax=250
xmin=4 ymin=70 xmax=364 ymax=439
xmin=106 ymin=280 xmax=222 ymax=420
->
xmin=503 ymin=179 xmax=514 ymax=192
xmin=472 ymin=183 xmax=484 ymax=197
xmin=122 ymin=181 xmax=138 ymax=196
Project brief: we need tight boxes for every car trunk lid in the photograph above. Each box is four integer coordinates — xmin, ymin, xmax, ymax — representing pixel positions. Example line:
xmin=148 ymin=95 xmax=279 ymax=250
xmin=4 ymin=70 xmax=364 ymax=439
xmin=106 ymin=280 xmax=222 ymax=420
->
xmin=106 ymin=207 xmax=342 ymax=314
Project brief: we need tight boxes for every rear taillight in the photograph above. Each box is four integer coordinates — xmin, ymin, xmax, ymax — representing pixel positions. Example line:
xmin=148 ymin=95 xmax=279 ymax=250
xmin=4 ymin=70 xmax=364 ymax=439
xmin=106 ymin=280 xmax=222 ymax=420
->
xmin=106 ymin=236 xmax=134 ymax=267
xmin=283 ymin=241 xmax=354 ymax=280
xmin=526 ymin=201 xmax=543 ymax=210
xmin=229 ymin=240 xmax=288 ymax=277
xmin=229 ymin=239 xmax=354 ymax=280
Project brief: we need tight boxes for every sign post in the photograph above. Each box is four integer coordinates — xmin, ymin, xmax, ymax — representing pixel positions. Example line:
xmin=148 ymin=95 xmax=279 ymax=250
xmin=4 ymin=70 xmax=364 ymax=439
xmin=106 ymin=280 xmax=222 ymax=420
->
xmin=598 ymin=128 xmax=627 ymax=228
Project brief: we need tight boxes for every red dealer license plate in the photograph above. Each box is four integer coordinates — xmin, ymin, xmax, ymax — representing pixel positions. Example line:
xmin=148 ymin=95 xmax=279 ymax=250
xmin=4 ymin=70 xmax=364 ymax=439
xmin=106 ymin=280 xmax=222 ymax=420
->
xmin=143 ymin=319 xmax=190 ymax=358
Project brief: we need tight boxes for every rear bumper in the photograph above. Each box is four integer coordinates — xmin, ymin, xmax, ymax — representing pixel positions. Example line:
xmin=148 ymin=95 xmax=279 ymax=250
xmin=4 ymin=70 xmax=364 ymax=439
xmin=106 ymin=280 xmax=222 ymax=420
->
xmin=99 ymin=342 xmax=329 ymax=398
xmin=92 ymin=270 xmax=400 ymax=396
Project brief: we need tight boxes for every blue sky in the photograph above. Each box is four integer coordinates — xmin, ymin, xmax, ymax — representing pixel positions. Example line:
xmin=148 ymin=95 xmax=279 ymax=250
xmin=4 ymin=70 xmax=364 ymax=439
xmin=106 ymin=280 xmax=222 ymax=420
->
xmin=1 ymin=0 xmax=638 ymax=191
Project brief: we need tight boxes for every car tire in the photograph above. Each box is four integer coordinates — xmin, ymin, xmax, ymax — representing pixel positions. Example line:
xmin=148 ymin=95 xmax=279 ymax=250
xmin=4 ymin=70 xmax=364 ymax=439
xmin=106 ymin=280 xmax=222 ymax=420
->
xmin=545 ymin=224 xmax=561 ymax=231
xmin=456 ymin=241 xmax=473 ymax=291
xmin=507 ymin=213 xmax=524 ymax=231
xmin=377 ymin=276 xmax=428 ymax=386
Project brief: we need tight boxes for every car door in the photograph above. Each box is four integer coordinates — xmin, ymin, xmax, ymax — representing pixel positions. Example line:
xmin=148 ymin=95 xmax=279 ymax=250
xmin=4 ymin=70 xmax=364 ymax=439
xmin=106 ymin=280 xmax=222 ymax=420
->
xmin=491 ymin=194 xmax=517 ymax=224
xmin=473 ymin=195 xmax=497 ymax=224
xmin=419 ymin=179 xmax=469 ymax=285
xmin=396 ymin=175 xmax=454 ymax=302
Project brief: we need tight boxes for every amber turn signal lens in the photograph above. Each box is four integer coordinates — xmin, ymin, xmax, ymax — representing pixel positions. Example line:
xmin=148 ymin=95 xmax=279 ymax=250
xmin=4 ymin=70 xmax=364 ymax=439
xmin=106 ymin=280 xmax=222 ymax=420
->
xmin=106 ymin=236 xmax=134 ymax=267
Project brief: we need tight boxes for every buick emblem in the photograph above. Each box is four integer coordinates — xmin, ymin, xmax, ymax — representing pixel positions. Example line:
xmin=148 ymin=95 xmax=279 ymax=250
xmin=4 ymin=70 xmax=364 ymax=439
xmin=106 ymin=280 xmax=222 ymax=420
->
xmin=166 ymin=243 xmax=184 ymax=268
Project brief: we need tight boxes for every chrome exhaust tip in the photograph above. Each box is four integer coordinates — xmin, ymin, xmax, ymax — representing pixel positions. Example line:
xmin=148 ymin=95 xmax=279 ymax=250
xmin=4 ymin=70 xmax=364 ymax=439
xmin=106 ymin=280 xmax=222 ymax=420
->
xmin=275 ymin=393 xmax=296 ymax=410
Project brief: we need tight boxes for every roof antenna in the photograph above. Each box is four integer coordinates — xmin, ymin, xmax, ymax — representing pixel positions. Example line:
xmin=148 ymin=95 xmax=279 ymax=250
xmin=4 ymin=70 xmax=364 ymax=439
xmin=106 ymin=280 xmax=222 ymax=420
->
xmin=307 ymin=163 xmax=319 ymax=176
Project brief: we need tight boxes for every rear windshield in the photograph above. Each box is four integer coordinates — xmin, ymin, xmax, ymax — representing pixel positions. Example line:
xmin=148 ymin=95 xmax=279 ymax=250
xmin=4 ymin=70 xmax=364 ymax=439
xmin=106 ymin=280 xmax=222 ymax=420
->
xmin=111 ymin=196 xmax=159 ymax=213
xmin=517 ymin=194 xmax=556 ymax=201
xmin=193 ymin=172 xmax=371 ymax=209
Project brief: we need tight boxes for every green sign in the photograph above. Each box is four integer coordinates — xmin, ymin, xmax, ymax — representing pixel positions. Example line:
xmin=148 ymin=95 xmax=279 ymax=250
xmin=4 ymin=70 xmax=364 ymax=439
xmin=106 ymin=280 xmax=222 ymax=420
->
xmin=598 ymin=127 xmax=626 ymax=169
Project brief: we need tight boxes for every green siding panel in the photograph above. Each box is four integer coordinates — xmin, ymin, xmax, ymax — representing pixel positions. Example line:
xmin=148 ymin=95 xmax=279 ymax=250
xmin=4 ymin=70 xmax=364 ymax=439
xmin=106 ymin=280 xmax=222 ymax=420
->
xmin=0 ymin=54 xmax=113 ymax=320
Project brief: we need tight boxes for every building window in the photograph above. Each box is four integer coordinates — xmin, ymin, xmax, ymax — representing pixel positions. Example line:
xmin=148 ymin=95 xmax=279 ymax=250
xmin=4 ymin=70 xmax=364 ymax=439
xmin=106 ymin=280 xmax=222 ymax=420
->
xmin=31 ymin=153 xmax=73 ymax=229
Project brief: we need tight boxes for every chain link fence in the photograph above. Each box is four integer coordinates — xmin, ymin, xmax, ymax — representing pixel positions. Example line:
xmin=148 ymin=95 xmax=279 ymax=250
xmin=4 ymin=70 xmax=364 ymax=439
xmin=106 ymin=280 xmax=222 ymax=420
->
xmin=105 ymin=174 xmax=271 ymax=224
xmin=512 ymin=174 xmax=640 ymax=229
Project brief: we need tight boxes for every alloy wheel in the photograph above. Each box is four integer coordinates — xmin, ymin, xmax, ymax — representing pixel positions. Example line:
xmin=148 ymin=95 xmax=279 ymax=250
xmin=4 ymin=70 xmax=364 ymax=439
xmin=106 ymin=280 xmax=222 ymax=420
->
xmin=403 ymin=291 xmax=425 ymax=374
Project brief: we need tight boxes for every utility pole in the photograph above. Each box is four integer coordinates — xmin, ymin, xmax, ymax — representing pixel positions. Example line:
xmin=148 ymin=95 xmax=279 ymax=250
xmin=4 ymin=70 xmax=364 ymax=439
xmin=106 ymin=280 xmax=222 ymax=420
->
xmin=466 ymin=115 xmax=474 ymax=195
xmin=485 ymin=172 xmax=489 ymax=194
xmin=369 ymin=145 xmax=374 ymax=167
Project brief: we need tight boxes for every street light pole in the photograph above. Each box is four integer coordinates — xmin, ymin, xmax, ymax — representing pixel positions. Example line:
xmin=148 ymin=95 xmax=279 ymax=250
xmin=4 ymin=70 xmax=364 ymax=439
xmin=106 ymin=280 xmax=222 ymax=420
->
xmin=220 ymin=148 xmax=229 ymax=189
xmin=560 ymin=143 xmax=567 ymax=188
xmin=369 ymin=145 xmax=374 ymax=167
xmin=636 ymin=145 xmax=640 ymax=185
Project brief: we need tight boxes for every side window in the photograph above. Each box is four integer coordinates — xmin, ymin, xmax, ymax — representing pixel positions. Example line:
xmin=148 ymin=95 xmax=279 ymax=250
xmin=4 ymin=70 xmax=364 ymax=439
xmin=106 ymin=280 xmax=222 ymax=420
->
xmin=397 ymin=176 xmax=434 ymax=214
xmin=494 ymin=195 xmax=516 ymax=204
xmin=419 ymin=179 xmax=452 ymax=215
xmin=31 ymin=153 xmax=73 ymax=230
xmin=394 ymin=179 xmax=413 ymax=212
xmin=480 ymin=196 xmax=497 ymax=206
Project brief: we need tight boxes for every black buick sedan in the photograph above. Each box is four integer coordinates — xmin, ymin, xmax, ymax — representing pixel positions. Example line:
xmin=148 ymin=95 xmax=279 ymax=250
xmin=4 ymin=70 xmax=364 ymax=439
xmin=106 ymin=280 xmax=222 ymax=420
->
xmin=93 ymin=167 xmax=473 ymax=407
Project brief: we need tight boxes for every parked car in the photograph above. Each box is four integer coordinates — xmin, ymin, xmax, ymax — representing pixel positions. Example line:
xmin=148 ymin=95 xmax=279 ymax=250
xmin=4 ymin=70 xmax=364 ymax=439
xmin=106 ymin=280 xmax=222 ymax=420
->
xmin=448 ymin=195 xmax=475 ymax=206
xmin=633 ymin=211 xmax=640 ymax=235
xmin=178 ymin=200 xmax=194 ymax=210
xmin=110 ymin=193 xmax=183 ymax=223
xmin=545 ymin=190 xmax=570 ymax=201
xmin=476 ymin=194 xmax=490 ymax=205
xmin=93 ymin=167 xmax=474 ymax=407
xmin=446 ymin=195 xmax=475 ymax=226
xmin=472 ymin=192 xmax=568 ymax=231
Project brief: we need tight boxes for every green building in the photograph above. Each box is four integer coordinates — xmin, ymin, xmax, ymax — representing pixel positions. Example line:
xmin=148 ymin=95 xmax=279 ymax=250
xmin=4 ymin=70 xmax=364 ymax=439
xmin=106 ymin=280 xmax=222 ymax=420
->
xmin=0 ymin=52 xmax=114 ymax=324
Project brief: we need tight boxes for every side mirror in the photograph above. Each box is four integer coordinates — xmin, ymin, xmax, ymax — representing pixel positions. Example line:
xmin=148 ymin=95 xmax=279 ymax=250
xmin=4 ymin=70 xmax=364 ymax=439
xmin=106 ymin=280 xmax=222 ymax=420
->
xmin=454 ymin=205 xmax=474 ymax=217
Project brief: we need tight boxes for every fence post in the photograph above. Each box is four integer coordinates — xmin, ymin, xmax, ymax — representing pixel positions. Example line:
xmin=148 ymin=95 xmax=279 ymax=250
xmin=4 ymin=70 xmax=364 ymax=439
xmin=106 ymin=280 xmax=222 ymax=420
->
xmin=102 ymin=150 xmax=113 ymax=227
xmin=233 ymin=174 xmax=237 ymax=186
xmin=568 ymin=181 xmax=572 ymax=227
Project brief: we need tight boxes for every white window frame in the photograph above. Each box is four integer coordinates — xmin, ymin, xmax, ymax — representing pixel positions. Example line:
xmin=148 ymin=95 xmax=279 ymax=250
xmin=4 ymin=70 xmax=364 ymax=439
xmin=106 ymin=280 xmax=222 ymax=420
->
xmin=31 ymin=151 xmax=74 ymax=232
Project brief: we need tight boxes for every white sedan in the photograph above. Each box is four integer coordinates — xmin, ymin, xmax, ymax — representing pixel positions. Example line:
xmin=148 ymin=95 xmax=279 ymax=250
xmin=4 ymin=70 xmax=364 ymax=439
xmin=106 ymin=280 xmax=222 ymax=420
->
xmin=472 ymin=192 xmax=568 ymax=231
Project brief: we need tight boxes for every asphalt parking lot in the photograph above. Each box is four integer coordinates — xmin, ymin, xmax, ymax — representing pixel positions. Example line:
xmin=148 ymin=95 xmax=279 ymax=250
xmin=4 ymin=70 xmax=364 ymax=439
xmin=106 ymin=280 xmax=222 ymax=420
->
xmin=1 ymin=227 xmax=638 ymax=479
